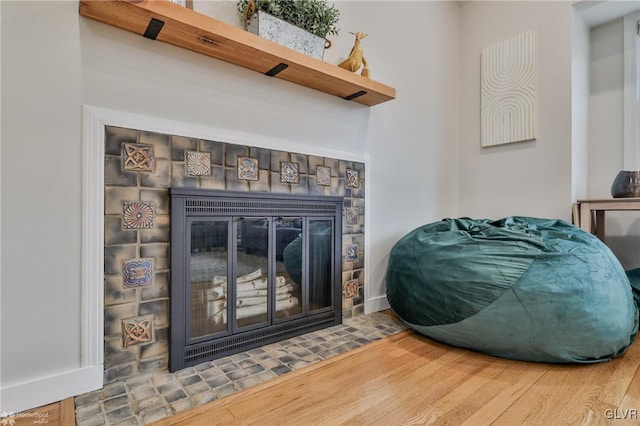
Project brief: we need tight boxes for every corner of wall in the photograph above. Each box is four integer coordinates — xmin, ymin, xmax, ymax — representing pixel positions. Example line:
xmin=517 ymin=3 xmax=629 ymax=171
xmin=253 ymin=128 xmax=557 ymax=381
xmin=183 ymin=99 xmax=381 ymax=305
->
xmin=571 ymin=8 xmax=591 ymax=201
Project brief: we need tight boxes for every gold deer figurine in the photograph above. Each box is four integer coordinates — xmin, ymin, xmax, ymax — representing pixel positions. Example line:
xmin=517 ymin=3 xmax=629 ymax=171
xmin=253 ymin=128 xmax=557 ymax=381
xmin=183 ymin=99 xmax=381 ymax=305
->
xmin=338 ymin=32 xmax=369 ymax=78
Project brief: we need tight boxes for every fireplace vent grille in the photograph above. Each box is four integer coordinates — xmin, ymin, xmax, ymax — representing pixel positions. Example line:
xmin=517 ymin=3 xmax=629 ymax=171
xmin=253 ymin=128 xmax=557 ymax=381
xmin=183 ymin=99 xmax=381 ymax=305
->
xmin=184 ymin=314 xmax=335 ymax=365
xmin=185 ymin=199 xmax=337 ymax=216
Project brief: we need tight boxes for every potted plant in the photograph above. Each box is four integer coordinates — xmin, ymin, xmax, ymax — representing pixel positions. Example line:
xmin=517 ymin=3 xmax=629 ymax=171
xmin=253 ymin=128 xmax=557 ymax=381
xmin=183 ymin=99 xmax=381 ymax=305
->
xmin=237 ymin=0 xmax=340 ymax=60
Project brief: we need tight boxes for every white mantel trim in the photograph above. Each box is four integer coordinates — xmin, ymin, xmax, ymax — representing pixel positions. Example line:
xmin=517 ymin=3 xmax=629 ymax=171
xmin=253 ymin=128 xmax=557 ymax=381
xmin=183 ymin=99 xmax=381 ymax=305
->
xmin=82 ymin=107 xmax=105 ymax=370
xmin=80 ymin=104 xmax=370 ymax=395
xmin=85 ymin=105 xmax=367 ymax=163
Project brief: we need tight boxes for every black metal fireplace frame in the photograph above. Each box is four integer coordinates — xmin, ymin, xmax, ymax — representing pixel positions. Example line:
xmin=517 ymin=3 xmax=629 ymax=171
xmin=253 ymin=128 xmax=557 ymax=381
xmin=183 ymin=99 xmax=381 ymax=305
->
xmin=170 ymin=188 xmax=343 ymax=371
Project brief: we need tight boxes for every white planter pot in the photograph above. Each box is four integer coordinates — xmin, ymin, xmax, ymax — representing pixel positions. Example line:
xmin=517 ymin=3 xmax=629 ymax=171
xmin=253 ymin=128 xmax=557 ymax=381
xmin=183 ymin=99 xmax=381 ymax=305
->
xmin=247 ymin=11 xmax=327 ymax=60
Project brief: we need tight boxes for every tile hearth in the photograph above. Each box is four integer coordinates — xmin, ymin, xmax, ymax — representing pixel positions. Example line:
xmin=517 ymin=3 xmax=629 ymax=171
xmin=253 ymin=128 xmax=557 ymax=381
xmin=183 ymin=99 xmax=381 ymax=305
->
xmin=75 ymin=312 xmax=406 ymax=425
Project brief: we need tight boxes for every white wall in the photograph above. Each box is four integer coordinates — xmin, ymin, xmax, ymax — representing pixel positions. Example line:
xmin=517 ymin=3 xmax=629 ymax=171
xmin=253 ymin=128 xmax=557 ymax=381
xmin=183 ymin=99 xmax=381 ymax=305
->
xmin=588 ymin=17 xmax=640 ymax=269
xmin=0 ymin=0 xmax=460 ymax=411
xmin=338 ymin=1 xmax=460 ymax=307
xmin=1 ymin=1 xmax=86 ymax=411
xmin=458 ymin=1 xmax=574 ymax=221
xmin=572 ymin=10 xmax=590 ymax=202
xmin=193 ymin=0 xmax=239 ymax=27
xmin=589 ymin=18 xmax=624 ymax=198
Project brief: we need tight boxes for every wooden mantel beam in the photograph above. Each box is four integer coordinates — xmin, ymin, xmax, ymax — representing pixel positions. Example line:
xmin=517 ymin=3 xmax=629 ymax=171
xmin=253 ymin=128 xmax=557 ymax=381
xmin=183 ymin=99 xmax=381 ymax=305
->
xmin=79 ymin=0 xmax=396 ymax=106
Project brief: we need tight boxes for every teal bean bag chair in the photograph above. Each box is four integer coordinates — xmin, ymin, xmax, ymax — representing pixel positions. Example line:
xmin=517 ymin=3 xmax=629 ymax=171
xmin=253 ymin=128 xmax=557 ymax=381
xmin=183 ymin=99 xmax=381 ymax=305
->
xmin=386 ymin=217 xmax=639 ymax=363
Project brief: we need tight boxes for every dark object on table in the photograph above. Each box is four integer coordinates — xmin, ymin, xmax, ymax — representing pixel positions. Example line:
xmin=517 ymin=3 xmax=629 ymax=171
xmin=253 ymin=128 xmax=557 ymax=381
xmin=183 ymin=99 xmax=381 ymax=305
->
xmin=611 ymin=170 xmax=640 ymax=198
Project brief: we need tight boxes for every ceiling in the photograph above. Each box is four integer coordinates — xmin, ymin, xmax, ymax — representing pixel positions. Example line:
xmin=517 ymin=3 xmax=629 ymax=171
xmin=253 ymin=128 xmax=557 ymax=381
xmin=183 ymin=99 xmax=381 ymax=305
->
xmin=456 ymin=0 xmax=639 ymax=24
xmin=574 ymin=0 xmax=640 ymax=28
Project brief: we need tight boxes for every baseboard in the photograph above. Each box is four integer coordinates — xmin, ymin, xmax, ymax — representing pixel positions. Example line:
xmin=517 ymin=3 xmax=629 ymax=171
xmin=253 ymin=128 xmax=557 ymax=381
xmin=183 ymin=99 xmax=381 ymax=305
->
xmin=1 ymin=365 xmax=103 ymax=414
xmin=365 ymin=295 xmax=390 ymax=314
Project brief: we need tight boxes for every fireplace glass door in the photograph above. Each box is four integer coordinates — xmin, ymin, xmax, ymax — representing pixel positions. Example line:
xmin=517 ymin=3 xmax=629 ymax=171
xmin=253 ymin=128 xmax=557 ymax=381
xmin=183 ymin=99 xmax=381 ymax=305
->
xmin=275 ymin=218 xmax=303 ymax=320
xmin=188 ymin=219 xmax=230 ymax=340
xmin=309 ymin=219 xmax=333 ymax=312
xmin=236 ymin=218 xmax=270 ymax=328
xmin=188 ymin=217 xmax=332 ymax=334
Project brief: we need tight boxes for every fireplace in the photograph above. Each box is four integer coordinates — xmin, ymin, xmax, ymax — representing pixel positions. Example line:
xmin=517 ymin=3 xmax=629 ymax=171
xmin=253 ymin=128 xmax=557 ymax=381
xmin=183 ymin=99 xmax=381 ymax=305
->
xmin=170 ymin=189 xmax=343 ymax=370
xmin=101 ymin=123 xmax=366 ymax=383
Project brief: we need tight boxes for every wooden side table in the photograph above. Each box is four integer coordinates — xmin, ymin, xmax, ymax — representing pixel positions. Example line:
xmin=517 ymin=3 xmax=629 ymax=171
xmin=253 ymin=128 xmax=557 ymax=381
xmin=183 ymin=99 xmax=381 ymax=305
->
xmin=576 ymin=198 xmax=640 ymax=240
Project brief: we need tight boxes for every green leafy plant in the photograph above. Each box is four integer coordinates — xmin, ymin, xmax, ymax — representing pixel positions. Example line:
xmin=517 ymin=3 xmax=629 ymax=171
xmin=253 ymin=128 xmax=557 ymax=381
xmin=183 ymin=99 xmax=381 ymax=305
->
xmin=237 ymin=0 xmax=340 ymax=38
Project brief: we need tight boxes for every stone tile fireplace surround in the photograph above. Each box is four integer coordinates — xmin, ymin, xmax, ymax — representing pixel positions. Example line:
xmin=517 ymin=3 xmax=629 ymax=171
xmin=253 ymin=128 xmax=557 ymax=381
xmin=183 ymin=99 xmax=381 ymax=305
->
xmin=102 ymin=124 xmax=367 ymax=384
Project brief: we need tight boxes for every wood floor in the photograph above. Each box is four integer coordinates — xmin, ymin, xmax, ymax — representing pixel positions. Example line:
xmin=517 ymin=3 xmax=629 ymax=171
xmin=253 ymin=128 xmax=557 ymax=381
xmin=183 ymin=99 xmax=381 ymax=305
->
xmin=12 ymin=397 xmax=75 ymax=425
xmin=153 ymin=330 xmax=640 ymax=425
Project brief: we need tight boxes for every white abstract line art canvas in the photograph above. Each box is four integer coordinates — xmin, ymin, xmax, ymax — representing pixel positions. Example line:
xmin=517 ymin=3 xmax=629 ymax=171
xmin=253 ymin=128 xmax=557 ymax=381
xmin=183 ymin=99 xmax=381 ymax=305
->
xmin=481 ymin=30 xmax=536 ymax=147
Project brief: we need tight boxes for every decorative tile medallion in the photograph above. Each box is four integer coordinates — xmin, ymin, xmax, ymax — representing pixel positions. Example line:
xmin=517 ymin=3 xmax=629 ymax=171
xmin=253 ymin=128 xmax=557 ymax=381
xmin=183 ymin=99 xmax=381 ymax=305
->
xmin=237 ymin=157 xmax=259 ymax=181
xmin=345 ymin=169 xmax=359 ymax=189
xmin=122 ymin=143 xmax=155 ymax=172
xmin=186 ymin=151 xmax=211 ymax=176
xmin=122 ymin=316 xmax=154 ymax=347
xmin=123 ymin=202 xmax=154 ymax=229
xmin=345 ymin=207 xmax=359 ymax=225
xmin=280 ymin=162 xmax=299 ymax=184
xmin=346 ymin=244 xmax=359 ymax=262
xmin=345 ymin=279 xmax=359 ymax=298
xmin=316 ymin=166 xmax=331 ymax=187
xmin=123 ymin=258 xmax=155 ymax=288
